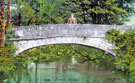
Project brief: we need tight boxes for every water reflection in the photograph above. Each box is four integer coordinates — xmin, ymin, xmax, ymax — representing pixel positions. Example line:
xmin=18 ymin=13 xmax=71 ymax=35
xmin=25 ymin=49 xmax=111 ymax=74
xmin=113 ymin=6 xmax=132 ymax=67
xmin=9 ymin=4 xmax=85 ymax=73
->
xmin=6 ymin=56 xmax=126 ymax=83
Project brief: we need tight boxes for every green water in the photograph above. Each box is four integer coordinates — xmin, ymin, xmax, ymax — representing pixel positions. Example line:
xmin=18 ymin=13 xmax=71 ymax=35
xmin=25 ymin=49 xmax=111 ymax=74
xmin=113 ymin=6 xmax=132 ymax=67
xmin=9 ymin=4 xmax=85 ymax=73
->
xmin=5 ymin=56 xmax=126 ymax=83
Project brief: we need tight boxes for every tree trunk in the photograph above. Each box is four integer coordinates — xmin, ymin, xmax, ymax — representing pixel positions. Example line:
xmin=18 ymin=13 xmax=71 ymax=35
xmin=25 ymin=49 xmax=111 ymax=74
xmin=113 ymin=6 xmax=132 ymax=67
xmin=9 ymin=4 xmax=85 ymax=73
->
xmin=1 ymin=29 xmax=5 ymax=47
xmin=17 ymin=13 xmax=21 ymax=26
xmin=97 ymin=14 xmax=101 ymax=24
xmin=0 ymin=0 xmax=11 ymax=47
xmin=81 ymin=15 xmax=87 ymax=23
xmin=91 ymin=13 xmax=97 ymax=24
xmin=27 ymin=17 xmax=32 ymax=25
xmin=82 ymin=9 xmax=87 ymax=23
xmin=0 ymin=0 xmax=5 ymax=47
xmin=105 ymin=14 xmax=108 ymax=24
xmin=0 ymin=31 xmax=2 ymax=46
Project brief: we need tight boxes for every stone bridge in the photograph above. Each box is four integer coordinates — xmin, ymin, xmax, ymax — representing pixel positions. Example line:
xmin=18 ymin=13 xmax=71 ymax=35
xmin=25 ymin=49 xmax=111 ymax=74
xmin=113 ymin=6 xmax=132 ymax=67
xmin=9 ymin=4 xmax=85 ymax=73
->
xmin=9 ymin=24 xmax=134 ymax=57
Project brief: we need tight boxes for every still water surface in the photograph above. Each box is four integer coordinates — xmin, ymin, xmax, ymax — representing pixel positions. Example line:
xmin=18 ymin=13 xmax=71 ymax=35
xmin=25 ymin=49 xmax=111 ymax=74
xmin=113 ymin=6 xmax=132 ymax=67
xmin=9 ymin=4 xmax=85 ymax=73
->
xmin=8 ymin=56 xmax=126 ymax=83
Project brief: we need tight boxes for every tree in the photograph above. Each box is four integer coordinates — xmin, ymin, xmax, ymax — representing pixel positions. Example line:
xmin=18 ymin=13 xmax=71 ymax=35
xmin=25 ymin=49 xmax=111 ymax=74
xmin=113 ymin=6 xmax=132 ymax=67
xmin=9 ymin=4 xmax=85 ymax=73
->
xmin=11 ymin=0 xmax=61 ymax=25
xmin=0 ymin=45 xmax=15 ymax=82
xmin=106 ymin=29 xmax=135 ymax=81
xmin=10 ymin=0 xmax=132 ymax=25
xmin=0 ymin=0 xmax=11 ymax=47
xmin=0 ymin=0 xmax=5 ymax=47
xmin=68 ymin=0 xmax=127 ymax=24
xmin=0 ymin=30 xmax=16 ymax=82
xmin=118 ymin=0 xmax=135 ymax=13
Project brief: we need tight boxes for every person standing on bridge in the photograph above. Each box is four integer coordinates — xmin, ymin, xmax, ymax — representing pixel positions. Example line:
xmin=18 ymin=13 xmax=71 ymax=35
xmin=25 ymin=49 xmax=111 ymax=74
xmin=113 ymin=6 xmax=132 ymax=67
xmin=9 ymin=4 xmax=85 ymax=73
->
xmin=67 ymin=13 xmax=77 ymax=24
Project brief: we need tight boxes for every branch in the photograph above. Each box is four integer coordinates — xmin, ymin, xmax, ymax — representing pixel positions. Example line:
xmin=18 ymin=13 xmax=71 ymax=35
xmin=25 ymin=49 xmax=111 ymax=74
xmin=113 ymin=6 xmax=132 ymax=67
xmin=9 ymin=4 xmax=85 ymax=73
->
xmin=70 ymin=46 xmax=98 ymax=62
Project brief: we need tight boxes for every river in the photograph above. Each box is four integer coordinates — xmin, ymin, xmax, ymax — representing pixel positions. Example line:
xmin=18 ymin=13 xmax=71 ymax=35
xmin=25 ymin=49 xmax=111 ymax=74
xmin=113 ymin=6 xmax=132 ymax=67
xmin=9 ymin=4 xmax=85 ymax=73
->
xmin=5 ymin=56 xmax=126 ymax=83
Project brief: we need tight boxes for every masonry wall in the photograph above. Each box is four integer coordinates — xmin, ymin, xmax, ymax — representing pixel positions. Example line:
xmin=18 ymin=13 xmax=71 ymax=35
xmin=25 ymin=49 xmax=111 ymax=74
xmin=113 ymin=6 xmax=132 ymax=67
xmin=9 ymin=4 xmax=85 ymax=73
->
xmin=11 ymin=24 xmax=134 ymax=40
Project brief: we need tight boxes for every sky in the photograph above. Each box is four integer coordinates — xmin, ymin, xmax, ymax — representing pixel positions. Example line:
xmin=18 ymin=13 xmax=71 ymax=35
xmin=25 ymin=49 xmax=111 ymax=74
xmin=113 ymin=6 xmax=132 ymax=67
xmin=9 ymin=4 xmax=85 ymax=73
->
xmin=125 ymin=14 xmax=135 ymax=25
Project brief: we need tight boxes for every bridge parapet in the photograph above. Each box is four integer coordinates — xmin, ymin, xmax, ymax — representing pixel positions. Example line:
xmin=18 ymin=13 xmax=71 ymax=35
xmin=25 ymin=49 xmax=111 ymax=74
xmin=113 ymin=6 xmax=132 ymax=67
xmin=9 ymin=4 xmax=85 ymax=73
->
xmin=11 ymin=24 xmax=134 ymax=40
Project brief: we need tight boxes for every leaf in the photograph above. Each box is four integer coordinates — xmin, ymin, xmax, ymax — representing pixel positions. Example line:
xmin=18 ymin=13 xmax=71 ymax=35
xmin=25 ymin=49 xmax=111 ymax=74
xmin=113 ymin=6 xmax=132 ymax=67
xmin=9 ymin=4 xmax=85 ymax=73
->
xmin=129 ymin=61 xmax=135 ymax=71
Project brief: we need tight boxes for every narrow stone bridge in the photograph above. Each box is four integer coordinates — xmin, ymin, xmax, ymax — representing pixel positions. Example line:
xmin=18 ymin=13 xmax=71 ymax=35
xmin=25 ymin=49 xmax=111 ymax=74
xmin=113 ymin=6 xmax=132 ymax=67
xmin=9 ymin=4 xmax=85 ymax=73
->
xmin=9 ymin=24 xmax=134 ymax=57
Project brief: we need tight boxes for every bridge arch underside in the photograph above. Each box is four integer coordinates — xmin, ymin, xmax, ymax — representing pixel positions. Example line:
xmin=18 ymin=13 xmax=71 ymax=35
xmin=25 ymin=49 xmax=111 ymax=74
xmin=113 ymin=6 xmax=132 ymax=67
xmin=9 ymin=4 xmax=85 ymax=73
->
xmin=14 ymin=37 xmax=115 ymax=57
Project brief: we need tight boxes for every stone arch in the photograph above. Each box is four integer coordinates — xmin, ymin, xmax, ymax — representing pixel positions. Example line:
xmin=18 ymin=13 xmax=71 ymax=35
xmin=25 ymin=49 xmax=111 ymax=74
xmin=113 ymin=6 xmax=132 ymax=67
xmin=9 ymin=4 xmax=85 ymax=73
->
xmin=14 ymin=37 xmax=115 ymax=57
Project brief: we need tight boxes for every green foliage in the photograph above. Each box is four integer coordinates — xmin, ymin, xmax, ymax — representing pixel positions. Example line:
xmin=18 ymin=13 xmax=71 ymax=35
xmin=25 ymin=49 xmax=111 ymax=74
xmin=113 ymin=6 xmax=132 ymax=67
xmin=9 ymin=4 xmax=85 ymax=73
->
xmin=0 ymin=30 xmax=16 ymax=82
xmin=0 ymin=30 xmax=16 ymax=72
xmin=0 ymin=47 xmax=15 ymax=72
xmin=129 ymin=72 xmax=135 ymax=83
xmin=83 ymin=34 xmax=87 ymax=39
xmin=106 ymin=29 xmax=135 ymax=82
xmin=64 ymin=0 xmax=128 ymax=24
xmin=10 ymin=0 xmax=132 ymax=25
xmin=11 ymin=0 xmax=67 ymax=25
xmin=0 ymin=45 xmax=16 ymax=82
xmin=105 ymin=29 xmax=121 ymax=42
xmin=6 ymin=30 xmax=19 ymax=39
xmin=71 ymin=45 xmax=115 ymax=70
xmin=15 ymin=44 xmax=74 ymax=64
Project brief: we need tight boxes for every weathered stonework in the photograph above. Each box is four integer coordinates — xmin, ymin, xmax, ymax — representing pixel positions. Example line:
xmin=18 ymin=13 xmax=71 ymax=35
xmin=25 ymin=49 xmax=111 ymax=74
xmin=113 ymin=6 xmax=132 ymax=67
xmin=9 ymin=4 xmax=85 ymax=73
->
xmin=10 ymin=24 xmax=134 ymax=56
